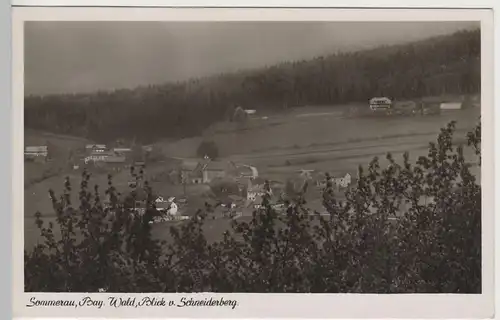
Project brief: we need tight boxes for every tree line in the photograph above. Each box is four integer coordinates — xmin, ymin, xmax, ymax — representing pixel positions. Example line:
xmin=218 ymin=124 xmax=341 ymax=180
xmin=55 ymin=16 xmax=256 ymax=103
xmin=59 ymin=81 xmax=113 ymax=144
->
xmin=24 ymin=29 xmax=480 ymax=144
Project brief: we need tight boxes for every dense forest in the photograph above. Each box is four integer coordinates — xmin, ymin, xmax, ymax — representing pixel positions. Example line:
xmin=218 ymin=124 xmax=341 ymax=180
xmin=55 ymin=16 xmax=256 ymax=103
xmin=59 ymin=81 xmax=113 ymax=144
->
xmin=24 ymin=29 xmax=480 ymax=144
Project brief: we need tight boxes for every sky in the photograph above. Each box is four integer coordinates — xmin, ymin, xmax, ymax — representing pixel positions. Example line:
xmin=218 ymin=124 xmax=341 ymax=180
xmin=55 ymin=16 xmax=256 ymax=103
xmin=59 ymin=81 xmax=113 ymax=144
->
xmin=24 ymin=21 xmax=479 ymax=96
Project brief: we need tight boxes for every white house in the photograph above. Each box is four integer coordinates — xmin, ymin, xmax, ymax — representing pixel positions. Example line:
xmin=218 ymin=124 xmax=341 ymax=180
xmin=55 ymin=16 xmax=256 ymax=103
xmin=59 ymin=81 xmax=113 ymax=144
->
xmin=156 ymin=196 xmax=179 ymax=216
xmin=369 ymin=97 xmax=392 ymax=111
xmin=333 ymin=173 xmax=352 ymax=189
xmin=202 ymin=161 xmax=228 ymax=184
xmin=25 ymin=146 xmax=48 ymax=157
xmin=168 ymin=201 xmax=178 ymax=216
xmin=316 ymin=173 xmax=352 ymax=190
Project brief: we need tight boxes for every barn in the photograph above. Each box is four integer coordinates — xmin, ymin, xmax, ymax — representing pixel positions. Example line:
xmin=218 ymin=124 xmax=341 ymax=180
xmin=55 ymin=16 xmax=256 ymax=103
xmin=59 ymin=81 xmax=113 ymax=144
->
xmin=180 ymin=159 xmax=205 ymax=184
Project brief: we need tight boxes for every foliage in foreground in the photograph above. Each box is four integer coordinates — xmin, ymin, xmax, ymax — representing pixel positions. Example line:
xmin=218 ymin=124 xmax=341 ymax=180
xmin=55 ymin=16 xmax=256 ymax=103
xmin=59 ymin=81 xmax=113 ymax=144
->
xmin=25 ymin=121 xmax=481 ymax=293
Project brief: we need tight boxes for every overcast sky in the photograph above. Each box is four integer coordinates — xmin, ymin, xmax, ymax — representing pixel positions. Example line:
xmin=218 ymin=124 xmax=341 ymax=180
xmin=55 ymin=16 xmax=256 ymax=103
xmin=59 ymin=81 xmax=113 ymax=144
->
xmin=24 ymin=21 xmax=478 ymax=96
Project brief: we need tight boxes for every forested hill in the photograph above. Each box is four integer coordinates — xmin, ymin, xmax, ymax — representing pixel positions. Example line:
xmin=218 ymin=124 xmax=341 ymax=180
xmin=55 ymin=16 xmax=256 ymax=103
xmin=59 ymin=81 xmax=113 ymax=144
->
xmin=24 ymin=29 xmax=480 ymax=144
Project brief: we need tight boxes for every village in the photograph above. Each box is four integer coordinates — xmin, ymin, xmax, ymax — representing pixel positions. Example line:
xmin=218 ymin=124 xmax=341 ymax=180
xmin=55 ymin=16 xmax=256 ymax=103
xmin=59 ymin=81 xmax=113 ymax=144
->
xmin=20 ymin=20 xmax=485 ymax=299
xmin=24 ymin=95 xmax=479 ymax=228
xmin=24 ymin=132 xmax=355 ymax=224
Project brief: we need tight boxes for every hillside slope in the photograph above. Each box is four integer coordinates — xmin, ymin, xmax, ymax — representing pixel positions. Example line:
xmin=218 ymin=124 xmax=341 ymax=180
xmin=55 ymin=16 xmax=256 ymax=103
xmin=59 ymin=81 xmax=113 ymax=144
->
xmin=24 ymin=29 xmax=480 ymax=144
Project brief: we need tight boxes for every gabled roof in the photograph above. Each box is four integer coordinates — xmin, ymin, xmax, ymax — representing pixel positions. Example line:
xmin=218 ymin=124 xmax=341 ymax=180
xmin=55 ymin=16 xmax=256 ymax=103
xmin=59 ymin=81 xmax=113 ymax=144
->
xmin=370 ymin=97 xmax=392 ymax=103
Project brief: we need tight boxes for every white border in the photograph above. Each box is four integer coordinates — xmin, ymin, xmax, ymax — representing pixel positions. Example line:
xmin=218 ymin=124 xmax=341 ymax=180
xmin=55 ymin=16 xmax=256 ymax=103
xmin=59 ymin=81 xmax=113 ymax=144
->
xmin=8 ymin=0 xmax=499 ymax=9
xmin=12 ymin=7 xmax=495 ymax=319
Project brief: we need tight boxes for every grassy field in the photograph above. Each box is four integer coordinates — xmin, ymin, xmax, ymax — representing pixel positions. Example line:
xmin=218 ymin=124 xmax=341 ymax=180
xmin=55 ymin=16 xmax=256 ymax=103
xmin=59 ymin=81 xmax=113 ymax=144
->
xmin=160 ymin=104 xmax=480 ymax=178
xmin=24 ymin=104 xmax=481 ymax=251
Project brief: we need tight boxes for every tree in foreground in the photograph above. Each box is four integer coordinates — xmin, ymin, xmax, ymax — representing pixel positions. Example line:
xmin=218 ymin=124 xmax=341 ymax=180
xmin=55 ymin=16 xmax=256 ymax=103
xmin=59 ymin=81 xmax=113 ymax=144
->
xmin=196 ymin=140 xmax=219 ymax=160
xmin=25 ymin=120 xmax=481 ymax=293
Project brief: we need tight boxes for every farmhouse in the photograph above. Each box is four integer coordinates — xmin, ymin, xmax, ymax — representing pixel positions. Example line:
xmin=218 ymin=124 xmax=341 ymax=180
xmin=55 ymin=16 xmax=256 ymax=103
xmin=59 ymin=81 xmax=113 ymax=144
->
xmin=202 ymin=161 xmax=233 ymax=184
xmin=245 ymin=178 xmax=271 ymax=201
xmin=245 ymin=180 xmax=265 ymax=208
xmin=180 ymin=158 xmax=239 ymax=184
xmin=84 ymin=148 xmax=128 ymax=168
xmin=369 ymin=97 xmax=392 ymax=111
xmin=180 ymin=159 xmax=207 ymax=184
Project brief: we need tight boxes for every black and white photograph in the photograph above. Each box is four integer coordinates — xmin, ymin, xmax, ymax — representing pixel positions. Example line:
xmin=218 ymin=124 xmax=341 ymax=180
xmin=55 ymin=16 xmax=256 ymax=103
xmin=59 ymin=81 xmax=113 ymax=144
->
xmin=13 ymin=6 xmax=495 ymax=318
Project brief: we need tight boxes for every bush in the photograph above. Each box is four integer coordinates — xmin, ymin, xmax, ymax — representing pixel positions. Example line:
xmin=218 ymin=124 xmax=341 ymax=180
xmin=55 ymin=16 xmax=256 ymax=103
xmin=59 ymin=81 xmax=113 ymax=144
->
xmin=25 ymin=121 xmax=481 ymax=293
xmin=209 ymin=177 xmax=241 ymax=198
xmin=196 ymin=140 xmax=219 ymax=160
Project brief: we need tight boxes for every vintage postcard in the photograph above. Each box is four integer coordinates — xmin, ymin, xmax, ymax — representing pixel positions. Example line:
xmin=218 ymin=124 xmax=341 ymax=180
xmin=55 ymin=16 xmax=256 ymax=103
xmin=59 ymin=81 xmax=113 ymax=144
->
xmin=12 ymin=6 xmax=494 ymax=319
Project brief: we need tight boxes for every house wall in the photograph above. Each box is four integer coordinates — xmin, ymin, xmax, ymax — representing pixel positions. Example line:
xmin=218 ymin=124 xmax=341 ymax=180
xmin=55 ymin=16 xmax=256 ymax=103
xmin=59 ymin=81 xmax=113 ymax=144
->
xmin=203 ymin=170 xmax=225 ymax=183
xmin=440 ymin=102 xmax=462 ymax=110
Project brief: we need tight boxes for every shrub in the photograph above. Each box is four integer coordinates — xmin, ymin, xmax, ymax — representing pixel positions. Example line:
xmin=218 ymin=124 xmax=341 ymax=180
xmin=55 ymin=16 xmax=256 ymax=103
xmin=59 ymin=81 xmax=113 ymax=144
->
xmin=196 ymin=140 xmax=219 ymax=160
xmin=25 ymin=121 xmax=481 ymax=293
xmin=209 ymin=177 xmax=242 ymax=198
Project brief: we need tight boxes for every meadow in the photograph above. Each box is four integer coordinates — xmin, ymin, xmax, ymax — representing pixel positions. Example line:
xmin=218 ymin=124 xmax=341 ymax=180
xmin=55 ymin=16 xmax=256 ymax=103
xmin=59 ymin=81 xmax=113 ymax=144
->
xmin=159 ymin=104 xmax=480 ymax=179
